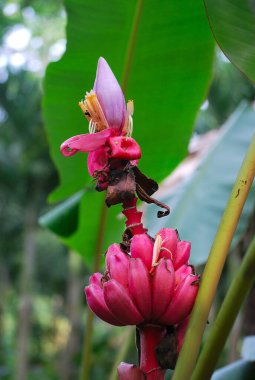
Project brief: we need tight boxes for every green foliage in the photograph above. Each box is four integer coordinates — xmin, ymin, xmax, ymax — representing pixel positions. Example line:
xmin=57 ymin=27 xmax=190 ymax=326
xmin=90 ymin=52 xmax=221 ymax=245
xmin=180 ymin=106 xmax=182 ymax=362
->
xmin=212 ymin=360 xmax=255 ymax=380
xmin=39 ymin=191 xmax=84 ymax=237
xmin=208 ymin=58 xmax=255 ymax=126
xmin=204 ymin=0 xmax=255 ymax=82
xmin=43 ymin=0 xmax=214 ymax=265
xmin=242 ymin=336 xmax=255 ymax=361
xmin=146 ymin=102 xmax=255 ymax=265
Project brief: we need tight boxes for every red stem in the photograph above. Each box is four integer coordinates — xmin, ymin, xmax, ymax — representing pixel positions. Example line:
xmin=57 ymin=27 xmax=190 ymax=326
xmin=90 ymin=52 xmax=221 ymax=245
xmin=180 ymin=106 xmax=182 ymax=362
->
xmin=122 ymin=197 xmax=147 ymax=235
xmin=139 ymin=325 xmax=166 ymax=380
xmin=122 ymin=200 xmax=165 ymax=379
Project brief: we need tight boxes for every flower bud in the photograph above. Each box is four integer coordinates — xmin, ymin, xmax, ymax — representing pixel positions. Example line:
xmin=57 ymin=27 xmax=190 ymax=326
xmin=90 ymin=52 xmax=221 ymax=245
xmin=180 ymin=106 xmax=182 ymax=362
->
xmin=117 ymin=363 xmax=144 ymax=380
xmin=93 ymin=57 xmax=126 ymax=131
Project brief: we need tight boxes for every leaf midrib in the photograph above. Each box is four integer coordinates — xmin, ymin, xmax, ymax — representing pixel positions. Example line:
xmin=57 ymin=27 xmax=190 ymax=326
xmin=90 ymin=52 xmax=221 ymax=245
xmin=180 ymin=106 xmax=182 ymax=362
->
xmin=121 ymin=0 xmax=144 ymax=93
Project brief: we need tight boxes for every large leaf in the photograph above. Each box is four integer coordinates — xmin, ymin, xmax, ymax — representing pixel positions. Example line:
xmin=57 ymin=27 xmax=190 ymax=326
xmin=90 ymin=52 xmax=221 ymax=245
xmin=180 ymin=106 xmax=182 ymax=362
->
xmin=212 ymin=336 xmax=255 ymax=380
xmin=212 ymin=360 xmax=255 ymax=380
xmin=204 ymin=0 xmax=255 ymax=82
xmin=242 ymin=336 xmax=255 ymax=361
xmin=145 ymin=102 xmax=255 ymax=265
xmin=39 ymin=191 xmax=124 ymax=267
xmin=43 ymin=0 xmax=214 ymax=265
xmin=39 ymin=190 xmax=84 ymax=237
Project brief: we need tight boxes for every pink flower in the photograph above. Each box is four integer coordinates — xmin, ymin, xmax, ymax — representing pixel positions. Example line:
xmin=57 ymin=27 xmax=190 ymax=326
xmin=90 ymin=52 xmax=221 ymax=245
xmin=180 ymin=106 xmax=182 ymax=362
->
xmin=59 ymin=57 xmax=171 ymax=216
xmin=85 ymin=228 xmax=199 ymax=327
xmin=60 ymin=57 xmax=141 ymax=189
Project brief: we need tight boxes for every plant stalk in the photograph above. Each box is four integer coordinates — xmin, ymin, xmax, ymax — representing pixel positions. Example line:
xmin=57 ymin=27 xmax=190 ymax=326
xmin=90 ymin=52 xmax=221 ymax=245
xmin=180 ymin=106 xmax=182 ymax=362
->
xmin=172 ymin=134 xmax=255 ymax=380
xmin=121 ymin=0 xmax=144 ymax=93
xmin=191 ymin=236 xmax=255 ymax=380
xmin=108 ymin=327 xmax=133 ymax=380
xmin=139 ymin=325 xmax=166 ymax=380
xmin=80 ymin=198 xmax=107 ymax=380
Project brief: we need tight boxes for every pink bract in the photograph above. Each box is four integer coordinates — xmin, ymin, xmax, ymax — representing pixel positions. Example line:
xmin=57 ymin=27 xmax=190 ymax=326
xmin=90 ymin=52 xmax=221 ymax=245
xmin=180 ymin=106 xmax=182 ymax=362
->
xmin=60 ymin=128 xmax=115 ymax=157
xmin=93 ymin=57 xmax=126 ymax=131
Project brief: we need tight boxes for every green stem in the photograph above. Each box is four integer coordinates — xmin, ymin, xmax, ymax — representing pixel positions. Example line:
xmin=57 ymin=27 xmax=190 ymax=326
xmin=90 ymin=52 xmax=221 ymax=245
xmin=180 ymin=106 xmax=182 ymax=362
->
xmin=80 ymin=198 xmax=107 ymax=380
xmin=172 ymin=135 xmax=255 ymax=380
xmin=108 ymin=327 xmax=133 ymax=380
xmin=191 ymin=236 xmax=255 ymax=380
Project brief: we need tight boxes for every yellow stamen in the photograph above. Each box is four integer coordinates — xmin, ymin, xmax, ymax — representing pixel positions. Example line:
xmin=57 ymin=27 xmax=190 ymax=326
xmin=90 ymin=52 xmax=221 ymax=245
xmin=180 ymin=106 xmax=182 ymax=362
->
xmin=78 ymin=91 xmax=109 ymax=132
xmin=123 ymin=100 xmax=134 ymax=136
xmin=160 ymin=246 xmax=174 ymax=261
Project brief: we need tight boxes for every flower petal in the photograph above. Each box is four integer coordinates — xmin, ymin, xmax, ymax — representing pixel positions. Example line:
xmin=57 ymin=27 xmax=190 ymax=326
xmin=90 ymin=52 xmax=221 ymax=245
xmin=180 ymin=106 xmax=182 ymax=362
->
xmin=151 ymin=259 xmax=175 ymax=320
xmin=60 ymin=128 xmax=115 ymax=157
xmin=159 ymin=274 xmax=199 ymax=325
xmin=87 ymin=146 xmax=109 ymax=176
xmin=128 ymin=258 xmax=152 ymax=319
xmin=174 ymin=241 xmax=191 ymax=269
xmin=130 ymin=234 xmax=154 ymax=270
xmin=108 ymin=136 xmax=141 ymax=160
xmin=103 ymin=279 xmax=144 ymax=325
xmin=85 ymin=284 xmax=124 ymax=326
xmin=117 ymin=363 xmax=144 ymax=380
xmin=93 ymin=57 xmax=126 ymax=130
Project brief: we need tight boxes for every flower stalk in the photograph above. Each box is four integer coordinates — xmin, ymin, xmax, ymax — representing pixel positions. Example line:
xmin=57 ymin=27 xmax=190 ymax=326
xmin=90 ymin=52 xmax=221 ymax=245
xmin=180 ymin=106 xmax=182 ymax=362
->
xmin=108 ymin=327 xmax=133 ymax=380
xmin=172 ymin=134 xmax=255 ymax=380
xmin=80 ymin=198 xmax=107 ymax=380
xmin=122 ymin=198 xmax=147 ymax=235
xmin=191 ymin=235 xmax=255 ymax=380
xmin=139 ymin=326 xmax=166 ymax=380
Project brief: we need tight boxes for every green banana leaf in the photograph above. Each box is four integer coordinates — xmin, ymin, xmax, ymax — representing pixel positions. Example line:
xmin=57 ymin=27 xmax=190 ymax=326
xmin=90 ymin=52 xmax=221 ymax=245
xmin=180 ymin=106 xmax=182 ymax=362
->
xmin=146 ymin=102 xmax=255 ymax=265
xmin=242 ymin=336 xmax=255 ymax=361
xmin=212 ymin=360 xmax=255 ymax=380
xmin=204 ymin=0 xmax=255 ymax=82
xmin=42 ymin=0 xmax=214 ymax=266
xmin=39 ymin=190 xmax=84 ymax=237
xmin=168 ymin=359 xmax=255 ymax=380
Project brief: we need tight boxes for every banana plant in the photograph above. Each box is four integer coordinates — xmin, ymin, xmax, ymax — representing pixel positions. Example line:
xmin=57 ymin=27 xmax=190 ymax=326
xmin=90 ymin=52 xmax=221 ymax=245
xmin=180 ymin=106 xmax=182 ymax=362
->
xmin=41 ymin=1 xmax=255 ymax=379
